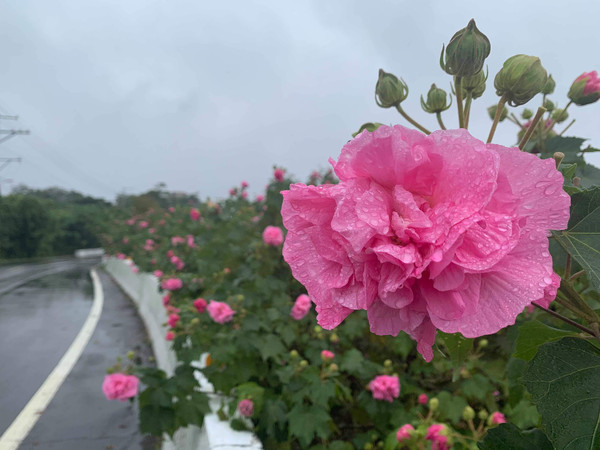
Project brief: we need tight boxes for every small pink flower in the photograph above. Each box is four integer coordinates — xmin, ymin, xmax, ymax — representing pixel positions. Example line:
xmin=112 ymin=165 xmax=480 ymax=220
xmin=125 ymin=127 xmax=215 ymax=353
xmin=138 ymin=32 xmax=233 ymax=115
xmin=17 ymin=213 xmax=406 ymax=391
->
xmin=151 ymin=259 xmax=157 ymax=265
xmin=167 ymin=313 xmax=180 ymax=328
xmin=131 ymin=266 xmax=139 ymax=274
xmin=229 ymin=188 xmax=236 ymax=196
xmin=491 ymin=411 xmax=507 ymax=424
xmin=166 ymin=331 xmax=175 ymax=341
xmin=368 ymin=375 xmax=400 ymax=402
xmin=193 ymin=298 xmax=208 ymax=313
xmin=139 ymin=221 xmax=148 ymax=228
xmin=186 ymin=235 xmax=195 ymax=248
xmin=154 ymin=270 xmax=163 ymax=278
xmin=256 ymin=194 xmax=265 ymax=202
xmin=102 ymin=373 xmax=139 ymax=401
xmin=274 ymin=168 xmax=285 ymax=182
xmin=426 ymin=424 xmax=449 ymax=450
xmin=224 ymin=267 xmax=231 ymax=274
xmin=237 ymin=399 xmax=254 ymax=417
xmin=418 ymin=393 xmax=428 ymax=405
xmin=242 ymin=191 xmax=248 ymax=199
xmin=165 ymin=305 xmax=180 ymax=314
xmin=290 ymin=294 xmax=312 ymax=320
xmin=171 ymin=236 xmax=185 ymax=246
xmin=161 ymin=278 xmax=183 ymax=291
xmin=126 ymin=219 xmax=136 ymax=226
xmin=168 ymin=207 xmax=175 ymax=213
xmin=167 ymin=250 xmax=174 ymax=258
xmin=149 ymin=228 xmax=155 ymax=234
xmin=262 ymin=226 xmax=284 ymax=246
xmin=251 ymin=216 xmax=260 ymax=223
xmin=207 ymin=300 xmax=236 ymax=324
xmin=321 ymin=350 xmax=335 ymax=361
xmin=396 ymin=424 xmax=414 ymax=442
xmin=162 ymin=294 xmax=170 ymax=306
xmin=159 ymin=219 xmax=166 ymax=226
xmin=190 ymin=208 xmax=201 ymax=221
xmin=122 ymin=237 xmax=129 ymax=244
xmin=241 ymin=181 xmax=249 ymax=188
xmin=117 ymin=253 xmax=126 ymax=260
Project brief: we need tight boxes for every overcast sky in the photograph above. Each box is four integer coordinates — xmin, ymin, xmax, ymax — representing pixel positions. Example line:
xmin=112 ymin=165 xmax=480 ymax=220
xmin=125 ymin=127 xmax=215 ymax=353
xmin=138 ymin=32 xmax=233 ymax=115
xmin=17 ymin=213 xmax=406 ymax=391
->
xmin=0 ymin=0 xmax=598 ymax=201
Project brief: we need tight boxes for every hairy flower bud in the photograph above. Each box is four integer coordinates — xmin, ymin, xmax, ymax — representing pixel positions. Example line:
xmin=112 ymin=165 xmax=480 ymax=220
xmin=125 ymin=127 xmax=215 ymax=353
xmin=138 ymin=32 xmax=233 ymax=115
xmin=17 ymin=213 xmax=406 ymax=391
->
xmin=543 ymin=99 xmax=555 ymax=112
xmin=375 ymin=69 xmax=408 ymax=108
xmin=487 ymin=104 xmax=508 ymax=122
xmin=429 ymin=397 xmax=439 ymax=411
xmin=463 ymin=406 xmax=476 ymax=421
xmin=521 ymin=108 xmax=533 ymax=120
xmin=459 ymin=68 xmax=487 ymax=99
xmin=568 ymin=71 xmax=600 ymax=106
xmin=421 ymin=84 xmax=452 ymax=114
xmin=478 ymin=409 xmax=489 ymax=421
xmin=542 ymin=74 xmax=556 ymax=95
xmin=494 ymin=55 xmax=548 ymax=106
xmin=552 ymin=108 xmax=569 ymax=123
xmin=441 ymin=19 xmax=491 ymax=77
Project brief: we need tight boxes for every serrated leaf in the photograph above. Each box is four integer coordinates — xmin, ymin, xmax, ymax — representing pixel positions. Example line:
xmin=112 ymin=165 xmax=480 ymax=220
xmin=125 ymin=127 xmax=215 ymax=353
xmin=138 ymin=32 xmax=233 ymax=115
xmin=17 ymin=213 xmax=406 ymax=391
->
xmin=545 ymin=136 xmax=587 ymax=164
xmin=254 ymin=334 xmax=286 ymax=361
xmin=174 ymin=392 xmax=209 ymax=428
xmin=553 ymin=187 xmax=600 ymax=290
xmin=461 ymin=374 xmax=494 ymax=401
xmin=477 ymin=423 xmax=552 ymax=450
xmin=139 ymin=405 xmax=176 ymax=437
xmin=340 ymin=348 xmax=364 ymax=375
xmin=523 ymin=337 xmax=600 ymax=450
xmin=514 ymin=320 xmax=578 ymax=361
xmin=440 ymin=332 xmax=473 ymax=381
xmin=437 ymin=391 xmax=468 ymax=425
xmin=288 ymin=404 xmax=331 ymax=447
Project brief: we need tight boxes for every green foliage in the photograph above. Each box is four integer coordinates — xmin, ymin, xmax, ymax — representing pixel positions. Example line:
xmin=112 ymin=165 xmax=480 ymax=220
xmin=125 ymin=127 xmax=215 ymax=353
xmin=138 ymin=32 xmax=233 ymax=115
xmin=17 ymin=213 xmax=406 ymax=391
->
xmin=478 ymin=423 xmax=552 ymax=450
xmin=523 ymin=337 xmax=600 ymax=450
xmin=514 ymin=320 xmax=578 ymax=361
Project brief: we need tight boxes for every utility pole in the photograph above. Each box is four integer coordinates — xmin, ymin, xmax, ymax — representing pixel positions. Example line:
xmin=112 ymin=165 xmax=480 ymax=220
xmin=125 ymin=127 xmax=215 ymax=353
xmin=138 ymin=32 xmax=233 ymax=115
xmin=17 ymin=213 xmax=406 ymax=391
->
xmin=0 ymin=158 xmax=21 ymax=196
xmin=0 ymin=114 xmax=30 ymax=144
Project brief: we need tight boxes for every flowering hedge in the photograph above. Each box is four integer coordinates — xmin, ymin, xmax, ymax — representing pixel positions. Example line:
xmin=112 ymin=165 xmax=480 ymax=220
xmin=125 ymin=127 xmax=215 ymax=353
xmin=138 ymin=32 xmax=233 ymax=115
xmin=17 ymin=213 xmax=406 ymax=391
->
xmin=103 ymin=19 xmax=600 ymax=450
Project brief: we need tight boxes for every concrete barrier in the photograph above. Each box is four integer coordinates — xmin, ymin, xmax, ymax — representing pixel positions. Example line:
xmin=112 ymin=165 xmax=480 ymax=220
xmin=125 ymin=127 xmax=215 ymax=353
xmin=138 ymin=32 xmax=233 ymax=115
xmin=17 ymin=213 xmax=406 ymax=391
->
xmin=103 ymin=257 xmax=262 ymax=450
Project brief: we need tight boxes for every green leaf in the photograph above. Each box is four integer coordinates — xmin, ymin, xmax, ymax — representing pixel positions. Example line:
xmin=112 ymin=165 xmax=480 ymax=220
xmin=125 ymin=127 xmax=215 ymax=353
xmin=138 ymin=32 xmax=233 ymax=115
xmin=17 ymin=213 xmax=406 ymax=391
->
xmin=439 ymin=332 xmax=474 ymax=381
xmin=461 ymin=374 xmax=494 ymax=402
xmin=514 ymin=320 xmax=578 ymax=361
xmin=553 ymin=187 xmax=600 ymax=291
xmin=523 ymin=337 xmax=600 ymax=450
xmin=139 ymin=405 xmax=176 ymax=437
xmin=174 ymin=391 xmax=210 ymax=428
xmin=340 ymin=349 xmax=364 ymax=376
xmin=235 ymin=382 xmax=265 ymax=413
xmin=288 ymin=404 xmax=331 ymax=447
xmin=477 ymin=423 xmax=552 ymax=450
xmin=437 ymin=391 xmax=468 ymax=425
xmin=254 ymin=334 xmax=286 ymax=361
xmin=544 ymin=136 xmax=587 ymax=165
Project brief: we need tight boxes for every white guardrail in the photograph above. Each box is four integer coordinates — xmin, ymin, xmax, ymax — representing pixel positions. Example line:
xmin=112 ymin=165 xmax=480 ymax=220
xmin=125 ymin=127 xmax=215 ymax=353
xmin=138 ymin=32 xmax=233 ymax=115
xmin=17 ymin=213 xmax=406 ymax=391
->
xmin=103 ymin=257 xmax=262 ymax=450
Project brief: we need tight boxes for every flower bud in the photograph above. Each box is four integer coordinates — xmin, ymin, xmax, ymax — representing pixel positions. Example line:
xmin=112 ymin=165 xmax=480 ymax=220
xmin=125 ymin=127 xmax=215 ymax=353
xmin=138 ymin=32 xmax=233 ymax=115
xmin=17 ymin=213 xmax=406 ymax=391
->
xmin=429 ymin=397 xmax=439 ymax=411
xmin=384 ymin=359 xmax=393 ymax=368
xmin=487 ymin=104 xmax=508 ymax=122
xmin=477 ymin=339 xmax=488 ymax=348
xmin=314 ymin=325 xmax=323 ymax=334
xmin=494 ymin=55 xmax=548 ymax=106
xmin=573 ymin=177 xmax=581 ymax=187
xmin=420 ymin=84 xmax=452 ymax=113
xmin=543 ymin=99 xmax=555 ymax=112
xmin=191 ymin=318 xmax=200 ymax=326
xmin=299 ymin=360 xmax=308 ymax=368
xmin=329 ymin=333 xmax=340 ymax=343
xmin=375 ymin=69 xmax=408 ymax=108
xmin=329 ymin=363 xmax=339 ymax=372
xmin=478 ymin=409 xmax=489 ymax=421
xmin=552 ymin=108 xmax=569 ymax=123
xmin=353 ymin=122 xmax=384 ymax=138
xmin=459 ymin=67 xmax=487 ymax=99
xmin=127 ymin=350 xmax=135 ymax=360
xmin=290 ymin=349 xmax=299 ymax=359
xmin=553 ymin=152 xmax=565 ymax=168
xmin=521 ymin=108 xmax=533 ymax=120
xmin=463 ymin=406 xmax=476 ymax=421
xmin=568 ymin=71 xmax=600 ymax=105
xmin=441 ymin=19 xmax=491 ymax=77
xmin=542 ymin=74 xmax=556 ymax=95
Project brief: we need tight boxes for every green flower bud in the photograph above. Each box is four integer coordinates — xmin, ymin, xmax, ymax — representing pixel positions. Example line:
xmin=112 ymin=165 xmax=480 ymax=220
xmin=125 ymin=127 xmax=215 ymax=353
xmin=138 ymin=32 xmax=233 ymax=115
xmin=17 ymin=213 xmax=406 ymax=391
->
xmin=314 ymin=325 xmax=322 ymax=334
xmin=521 ymin=108 xmax=533 ymax=119
xmin=441 ymin=19 xmax=491 ymax=77
xmin=460 ymin=67 xmax=488 ymax=99
xmin=127 ymin=350 xmax=135 ymax=360
xmin=463 ymin=406 xmax=476 ymax=421
xmin=429 ymin=397 xmax=439 ymax=411
xmin=383 ymin=359 xmax=393 ymax=368
xmin=299 ymin=360 xmax=308 ymax=368
xmin=420 ymin=84 xmax=452 ymax=114
xmin=191 ymin=318 xmax=200 ymax=326
xmin=106 ymin=367 xmax=115 ymax=374
xmin=375 ymin=69 xmax=408 ymax=108
xmin=364 ymin=443 xmax=374 ymax=450
xmin=478 ymin=409 xmax=489 ymax=421
xmin=290 ymin=349 xmax=299 ymax=359
xmin=542 ymin=74 xmax=556 ymax=95
xmin=329 ymin=333 xmax=340 ymax=343
xmin=543 ymin=99 xmax=555 ymax=112
xmin=552 ymin=108 xmax=569 ymax=123
xmin=329 ymin=363 xmax=339 ymax=372
xmin=487 ymin=104 xmax=508 ymax=122
xmin=494 ymin=55 xmax=548 ymax=106
xmin=478 ymin=339 xmax=489 ymax=348
xmin=352 ymin=122 xmax=385 ymax=138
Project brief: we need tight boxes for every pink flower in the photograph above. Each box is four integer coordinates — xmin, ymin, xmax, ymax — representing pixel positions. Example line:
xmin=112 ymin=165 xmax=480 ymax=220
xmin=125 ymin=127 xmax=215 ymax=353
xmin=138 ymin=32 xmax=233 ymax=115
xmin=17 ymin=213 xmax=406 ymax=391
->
xmin=168 ymin=207 xmax=175 ymax=213
xmin=187 ymin=235 xmax=195 ymax=248
xmin=131 ymin=266 xmax=139 ymax=274
xmin=491 ymin=411 xmax=507 ymax=424
xmin=281 ymin=125 xmax=570 ymax=361
xmin=190 ymin=208 xmax=201 ymax=221
xmin=171 ymin=236 xmax=185 ymax=246
xmin=224 ymin=267 xmax=231 ymax=274
xmin=167 ymin=250 xmax=174 ymax=258
xmin=139 ymin=221 xmax=148 ymax=228
xmin=263 ymin=226 xmax=284 ymax=246
xmin=116 ymin=253 xmax=126 ymax=260
xmin=241 ymin=181 xmax=249 ymax=188
xmin=122 ymin=237 xmax=129 ymax=244
xmin=321 ymin=350 xmax=335 ymax=361
xmin=166 ymin=331 xmax=175 ymax=341
xmin=126 ymin=219 xmax=136 ymax=226
xmin=290 ymin=294 xmax=312 ymax=320
xmin=418 ymin=393 xmax=428 ymax=405
xmin=274 ymin=168 xmax=285 ymax=182
xmin=569 ymin=71 xmax=600 ymax=105
xmin=154 ymin=270 xmax=163 ymax=278
xmin=251 ymin=216 xmax=260 ymax=223
xmin=256 ymin=194 xmax=265 ymax=202
xmin=426 ymin=424 xmax=449 ymax=450
xmin=102 ymin=373 xmax=139 ymax=401
xmin=396 ymin=424 xmax=414 ymax=442
xmin=193 ymin=298 xmax=208 ymax=313
xmin=149 ymin=228 xmax=155 ymax=234
xmin=207 ymin=300 xmax=236 ymax=324
xmin=161 ymin=278 xmax=183 ymax=291
xmin=162 ymin=294 xmax=170 ymax=306
xmin=368 ymin=375 xmax=400 ymax=402
xmin=242 ymin=191 xmax=248 ymax=199
xmin=167 ymin=313 xmax=180 ymax=328
xmin=237 ymin=399 xmax=254 ymax=417
xmin=229 ymin=188 xmax=236 ymax=196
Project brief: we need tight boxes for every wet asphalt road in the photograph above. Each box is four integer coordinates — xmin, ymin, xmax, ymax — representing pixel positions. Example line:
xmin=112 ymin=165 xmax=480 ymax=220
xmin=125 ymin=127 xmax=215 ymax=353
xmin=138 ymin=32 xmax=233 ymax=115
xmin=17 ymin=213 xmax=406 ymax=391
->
xmin=0 ymin=258 xmax=159 ymax=449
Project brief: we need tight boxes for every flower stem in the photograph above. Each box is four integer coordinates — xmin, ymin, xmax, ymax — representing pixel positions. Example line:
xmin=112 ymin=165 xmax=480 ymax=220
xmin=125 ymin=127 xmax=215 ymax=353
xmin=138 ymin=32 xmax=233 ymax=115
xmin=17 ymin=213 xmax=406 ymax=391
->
xmin=396 ymin=105 xmax=431 ymax=134
xmin=533 ymin=303 xmax=596 ymax=337
xmin=559 ymin=119 xmax=576 ymax=136
xmin=463 ymin=92 xmax=473 ymax=129
xmin=569 ymin=270 xmax=586 ymax=282
xmin=518 ymin=106 xmax=546 ymax=150
xmin=436 ymin=112 xmax=447 ymax=130
xmin=455 ymin=76 xmax=465 ymax=128
xmin=487 ymin=95 xmax=507 ymax=143
xmin=509 ymin=113 xmax=525 ymax=129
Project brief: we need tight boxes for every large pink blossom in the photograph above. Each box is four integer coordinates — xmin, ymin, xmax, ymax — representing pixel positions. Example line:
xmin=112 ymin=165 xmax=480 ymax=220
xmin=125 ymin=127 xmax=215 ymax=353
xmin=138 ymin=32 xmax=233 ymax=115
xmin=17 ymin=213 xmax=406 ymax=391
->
xmin=368 ymin=375 xmax=400 ymax=402
xmin=102 ymin=373 xmax=139 ymax=401
xmin=207 ymin=300 xmax=236 ymax=324
xmin=281 ymin=125 xmax=570 ymax=361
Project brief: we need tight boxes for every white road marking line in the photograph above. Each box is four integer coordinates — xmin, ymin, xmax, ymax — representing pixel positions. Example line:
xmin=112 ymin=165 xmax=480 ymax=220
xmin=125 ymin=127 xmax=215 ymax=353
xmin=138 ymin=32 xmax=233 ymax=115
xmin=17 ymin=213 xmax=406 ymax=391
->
xmin=0 ymin=269 xmax=104 ymax=450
